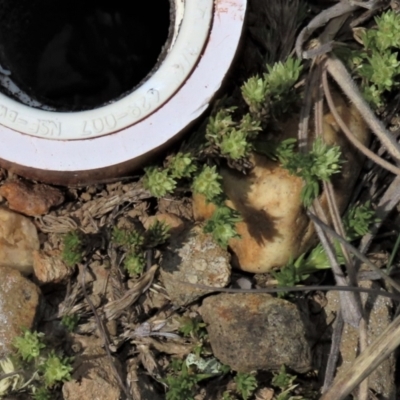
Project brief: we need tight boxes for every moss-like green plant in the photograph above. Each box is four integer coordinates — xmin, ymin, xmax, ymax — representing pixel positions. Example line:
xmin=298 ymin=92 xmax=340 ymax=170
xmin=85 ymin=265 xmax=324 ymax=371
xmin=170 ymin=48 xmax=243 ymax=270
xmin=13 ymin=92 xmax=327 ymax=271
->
xmin=40 ymin=351 xmax=73 ymax=387
xmin=205 ymin=109 xmax=261 ymax=160
xmin=274 ymin=202 xmax=377 ymax=288
xmin=241 ymin=57 xmax=303 ymax=116
xmin=278 ymin=137 xmax=342 ymax=207
xmin=62 ymin=231 xmax=84 ymax=267
xmin=163 ymin=359 xmax=212 ymax=400
xmin=203 ymin=205 xmax=242 ymax=248
xmin=234 ymin=372 xmax=258 ymax=400
xmin=192 ymin=165 xmax=223 ymax=202
xmin=169 ymin=152 xmax=198 ymax=179
xmin=348 ymin=10 xmax=400 ymax=107
xmin=143 ymin=166 xmax=177 ymax=198
xmin=112 ymin=221 xmax=170 ymax=276
xmin=61 ymin=314 xmax=80 ymax=332
xmin=13 ymin=329 xmax=45 ymax=362
xmin=145 ymin=219 xmax=171 ymax=248
xmin=3 ymin=329 xmax=73 ymax=398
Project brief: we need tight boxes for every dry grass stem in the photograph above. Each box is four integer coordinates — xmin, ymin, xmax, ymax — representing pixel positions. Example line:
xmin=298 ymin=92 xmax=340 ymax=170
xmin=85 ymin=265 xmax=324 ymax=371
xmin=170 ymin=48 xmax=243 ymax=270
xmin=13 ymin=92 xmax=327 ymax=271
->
xmin=321 ymin=312 xmax=400 ymax=400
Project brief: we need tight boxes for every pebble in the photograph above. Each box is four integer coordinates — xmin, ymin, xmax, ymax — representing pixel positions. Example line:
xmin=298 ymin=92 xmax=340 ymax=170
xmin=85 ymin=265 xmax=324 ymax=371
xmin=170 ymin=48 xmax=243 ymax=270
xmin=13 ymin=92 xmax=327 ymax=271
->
xmin=0 ymin=207 xmax=39 ymax=274
xmin=160 ymin=225 xmax=231 ymax=306
xmin=0 ymin=180 xmax=64 ymax=216
xmin=200 ymin=293 xmax=313 ymax=373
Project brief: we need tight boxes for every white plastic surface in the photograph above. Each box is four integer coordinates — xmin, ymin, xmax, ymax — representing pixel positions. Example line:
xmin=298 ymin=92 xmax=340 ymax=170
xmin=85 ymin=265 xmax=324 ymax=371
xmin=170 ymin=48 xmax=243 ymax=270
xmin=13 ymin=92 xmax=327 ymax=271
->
xmin=0 ymin=0 xmax=212 ymax=140
xmin=0 ymin=0 xmax=246 ymax=177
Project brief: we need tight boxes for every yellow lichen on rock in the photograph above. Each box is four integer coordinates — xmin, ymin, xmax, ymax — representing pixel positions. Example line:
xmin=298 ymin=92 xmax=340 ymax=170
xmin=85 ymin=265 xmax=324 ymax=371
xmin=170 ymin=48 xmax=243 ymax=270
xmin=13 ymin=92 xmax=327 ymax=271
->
xmin=193 ymin=91 xmax=370 ymax=273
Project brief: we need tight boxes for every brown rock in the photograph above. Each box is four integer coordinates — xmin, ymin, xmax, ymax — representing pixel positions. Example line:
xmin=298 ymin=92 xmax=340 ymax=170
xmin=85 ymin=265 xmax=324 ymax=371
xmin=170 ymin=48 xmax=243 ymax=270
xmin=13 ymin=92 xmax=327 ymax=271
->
xmin=0 ymin=266 xmax=42 ymax=358
xmin=142 ymin=213 xmax=185 ymax=235
xmin=33 ymin=249 xmax=73 ymax=284
xmin=0 ymin=207 xmax=40 ymax=274
xmin=0 ymin=180 xmax=64 ymax=216
xmin=200 ymin=293 xmax=313 ymax=373
xmin=193 ymin=91 xmax=369 ymax=272
xmin=63 ymin=335 xmax=122 ymax=400
xmin=160 ymin=225 xmax=231 ymax=306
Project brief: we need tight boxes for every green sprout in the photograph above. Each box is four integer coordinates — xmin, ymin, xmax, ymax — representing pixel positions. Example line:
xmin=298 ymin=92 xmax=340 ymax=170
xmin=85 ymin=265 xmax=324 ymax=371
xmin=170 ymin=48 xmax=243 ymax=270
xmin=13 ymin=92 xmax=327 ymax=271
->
xmin=143 ymin=166 xmax=177 ymax=198
xmin=234 ymin=372 xmax=258 ymax=400
xmin=62 ymin=231 xmax=84 ymax=267
xmin=203 ymin=205 xmax=242 ymax=248
xmin=124 ymin=252 xmax=146 ymax=276
xmin=164 ymin=359 xmax=212 ymax=400
xmin=112 ymin=226 xmax=144 ymax=249
xmin=279 ymin=137 xmax=342 ymax=207
xmin=33 ymin=387 xmax=52 ymax=400
xmin=241 ymin=57 xmax=303 ymax=116
xmin=13 ymin=329 xmax=45 ymax=362
xmin=271 ymin=366 xmax=299 ymax=400
xmin=61 ymin=314 xmax=80 ymax=332
xmin=145 ymin=219 xmax=171 ymax=248
xmin=274 ymin=202 xmax=377 ymax=288
xmin=178 ymin=317 xmax=207 ymax=338
xmin=348 ymin=10 xmax=400 ymax=107
xmin=40 ymin=351 xmax=73 ymax=387
xmin=192 ymin=165 xmax=223 ymax=202
xmin=169 ymin=152 xmax=197 ymax=179
xmin=205 ymin=108 xmax=261 ymax=160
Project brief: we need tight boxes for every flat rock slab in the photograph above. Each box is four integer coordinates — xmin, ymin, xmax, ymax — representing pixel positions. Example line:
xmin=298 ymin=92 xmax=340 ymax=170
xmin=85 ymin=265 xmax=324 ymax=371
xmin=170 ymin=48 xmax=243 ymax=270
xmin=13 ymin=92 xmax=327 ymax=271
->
xmin=160 ymin=225 xmax=231 ymax=306
xmin=200 ymin=293 xmax=312 ymax=373
xmin=0 ymin=266 xmax=42 ymax=357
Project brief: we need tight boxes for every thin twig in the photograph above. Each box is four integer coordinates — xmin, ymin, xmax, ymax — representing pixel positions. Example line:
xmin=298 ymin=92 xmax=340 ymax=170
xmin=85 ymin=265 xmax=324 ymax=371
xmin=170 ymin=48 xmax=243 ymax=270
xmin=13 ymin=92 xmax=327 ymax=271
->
xmin=295 ymin=2 xmax=358 ymax=58
xmin=321 ymin=311 xmax=400 ymax=400
xmin=307 ymin=212 xmax=400 ymax=293
xmin=312 ymin=201 xmax=363 ymax=327
xmin=322 ymin=311 xmax=344 ymax=392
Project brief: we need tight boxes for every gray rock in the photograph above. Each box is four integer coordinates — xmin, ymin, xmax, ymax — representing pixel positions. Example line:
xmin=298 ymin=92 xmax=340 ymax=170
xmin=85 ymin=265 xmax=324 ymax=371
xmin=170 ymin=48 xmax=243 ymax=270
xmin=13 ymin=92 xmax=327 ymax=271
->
xmin=160 ymin=225 xmax=231 ymax=306
xmin=322 ymin=282 xmax=395 ymax=399
xmin=0 ymin=266 xmax=42 ymax=357
xmin=200 ymin=293 xmax=313 ymax=373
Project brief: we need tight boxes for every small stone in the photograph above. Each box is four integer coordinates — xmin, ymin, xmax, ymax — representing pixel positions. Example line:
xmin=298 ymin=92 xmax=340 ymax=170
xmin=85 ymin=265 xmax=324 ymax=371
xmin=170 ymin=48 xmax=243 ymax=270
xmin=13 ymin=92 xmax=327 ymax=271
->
xmin=200 ymin=293 xmax=312 ymax=373
xmin=63 ymin=335 xmax=122 ymax=400
xmin=0 ymin=207 xmax=40 ymax=274
xmin=160 ymin=225 xmax=231 ymax=306
xmin=0 ymin=266 xmax=42 ymax=358
xmin=143 ymin=213 xmax=185 ymax=235
xmin=33 ymin=249 xmax=73 ymax=284
xmin=0 ymin=180 xmax=64 ymax=216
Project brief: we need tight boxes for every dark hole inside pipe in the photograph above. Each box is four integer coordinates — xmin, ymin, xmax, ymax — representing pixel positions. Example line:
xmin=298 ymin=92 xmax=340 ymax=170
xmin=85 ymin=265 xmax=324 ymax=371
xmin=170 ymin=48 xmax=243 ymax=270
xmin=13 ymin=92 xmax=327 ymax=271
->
xmin=0 ymin=0 xmax=171 ymax=111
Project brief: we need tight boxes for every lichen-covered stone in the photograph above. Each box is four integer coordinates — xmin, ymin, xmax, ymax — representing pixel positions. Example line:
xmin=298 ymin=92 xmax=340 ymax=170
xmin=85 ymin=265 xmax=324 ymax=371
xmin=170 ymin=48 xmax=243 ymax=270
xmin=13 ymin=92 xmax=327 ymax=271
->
xmin=160 ymin=225 xmax=231 ymax=306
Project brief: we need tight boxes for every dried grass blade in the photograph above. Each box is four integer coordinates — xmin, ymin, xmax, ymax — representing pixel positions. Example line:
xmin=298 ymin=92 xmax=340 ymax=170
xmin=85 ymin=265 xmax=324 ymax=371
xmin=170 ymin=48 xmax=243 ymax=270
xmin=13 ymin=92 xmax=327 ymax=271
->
xmin=321 ymin=312 xmax=400 ymax=400
xmin=307 ymin=212 xmax=400 ymax=293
